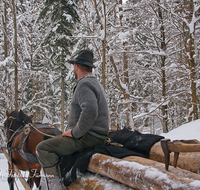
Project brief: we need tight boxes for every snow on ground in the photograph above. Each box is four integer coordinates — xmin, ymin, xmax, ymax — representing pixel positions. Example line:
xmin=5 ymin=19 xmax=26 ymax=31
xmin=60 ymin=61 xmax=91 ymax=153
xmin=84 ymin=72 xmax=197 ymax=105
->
xmin=0 ymin=153 xmax=132 ymax=190
xmin=0 ymin=119 xmax=200 ymax=189
xmin=160 ymin=119 xmax=200 ymax=141
xmin=0 ymin=154 xmax=22 ymax=190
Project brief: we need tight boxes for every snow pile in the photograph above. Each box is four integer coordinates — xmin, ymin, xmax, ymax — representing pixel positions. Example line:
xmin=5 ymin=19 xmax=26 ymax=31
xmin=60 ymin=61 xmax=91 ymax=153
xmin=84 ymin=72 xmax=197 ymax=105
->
xmin=161 ymin=119 xmax=200 ymax=141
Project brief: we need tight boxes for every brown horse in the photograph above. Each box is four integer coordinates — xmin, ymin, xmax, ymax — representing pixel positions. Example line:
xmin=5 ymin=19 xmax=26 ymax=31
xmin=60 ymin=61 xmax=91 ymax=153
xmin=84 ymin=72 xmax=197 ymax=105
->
xmin=3 ymin=110 xmax=62 ymax=190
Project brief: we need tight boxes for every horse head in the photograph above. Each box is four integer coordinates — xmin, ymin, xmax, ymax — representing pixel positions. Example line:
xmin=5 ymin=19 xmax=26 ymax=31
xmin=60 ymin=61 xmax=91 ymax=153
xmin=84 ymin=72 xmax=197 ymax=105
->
xmin=4 ymin=110 xmax=34 ymax=142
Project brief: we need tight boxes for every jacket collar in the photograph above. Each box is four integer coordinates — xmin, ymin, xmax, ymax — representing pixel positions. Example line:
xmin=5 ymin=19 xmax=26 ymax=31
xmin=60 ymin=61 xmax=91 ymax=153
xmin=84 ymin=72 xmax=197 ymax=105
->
xmin=73 ymin=74 xmax=95 ymax=94
xmin=76 ymin=74 xmax=94 ymax=84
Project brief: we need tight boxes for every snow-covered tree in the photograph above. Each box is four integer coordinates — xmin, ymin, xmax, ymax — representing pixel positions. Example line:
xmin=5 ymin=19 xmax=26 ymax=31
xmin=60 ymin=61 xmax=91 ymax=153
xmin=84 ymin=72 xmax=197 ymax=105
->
xmin=38 ymin=0 xmax=79 ymax=131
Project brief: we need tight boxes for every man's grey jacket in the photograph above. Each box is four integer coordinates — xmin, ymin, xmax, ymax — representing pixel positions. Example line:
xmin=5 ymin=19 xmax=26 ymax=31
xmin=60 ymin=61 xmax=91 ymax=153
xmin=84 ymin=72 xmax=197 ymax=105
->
xmin=67 ymin=75 xmax=109 ymax=139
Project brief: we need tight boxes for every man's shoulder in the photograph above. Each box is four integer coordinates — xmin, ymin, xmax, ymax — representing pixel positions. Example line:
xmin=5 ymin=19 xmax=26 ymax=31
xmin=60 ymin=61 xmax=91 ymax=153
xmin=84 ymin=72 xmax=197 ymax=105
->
xmin=77 ymin=76 xmax=103 ymax=95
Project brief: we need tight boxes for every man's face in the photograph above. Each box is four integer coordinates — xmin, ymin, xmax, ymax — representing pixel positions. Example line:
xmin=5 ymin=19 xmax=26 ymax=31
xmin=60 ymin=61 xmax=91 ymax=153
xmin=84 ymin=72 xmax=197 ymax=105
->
xmin=74 ymin=64 xmax=78 ymax=80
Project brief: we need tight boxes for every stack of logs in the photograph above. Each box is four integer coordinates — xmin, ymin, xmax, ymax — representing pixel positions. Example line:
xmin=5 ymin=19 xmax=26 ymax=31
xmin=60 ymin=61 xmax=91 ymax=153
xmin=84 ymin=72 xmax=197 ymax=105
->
xmin=68 ymin=139 xmax=200 ymax=190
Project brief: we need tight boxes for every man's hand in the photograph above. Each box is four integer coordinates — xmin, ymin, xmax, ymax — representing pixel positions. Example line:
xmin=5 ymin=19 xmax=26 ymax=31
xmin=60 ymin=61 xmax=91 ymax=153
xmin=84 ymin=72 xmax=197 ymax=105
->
xmin=62 ymin=129 xmax=73 ymax=137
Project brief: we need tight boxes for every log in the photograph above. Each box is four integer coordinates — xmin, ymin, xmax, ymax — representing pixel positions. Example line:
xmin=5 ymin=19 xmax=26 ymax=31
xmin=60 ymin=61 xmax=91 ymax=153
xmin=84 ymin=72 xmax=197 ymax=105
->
xmin=88 ymin=153 xmax=200 ymax=190
xmin=67 ymin=178 xmax=104 ymax=190
xmin=124 ymin=156 xmax=200 ymax=181
xmin=2 ymin=148 xmax=32 ymax=190
xmin=149 ymin=141 xmax=200 ymax=173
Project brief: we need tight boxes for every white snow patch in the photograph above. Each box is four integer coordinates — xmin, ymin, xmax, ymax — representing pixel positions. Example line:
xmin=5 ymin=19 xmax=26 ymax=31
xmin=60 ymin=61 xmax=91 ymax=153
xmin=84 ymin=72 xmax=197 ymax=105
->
xmin=0 ymin=57 xmax=15 ymax=67
xmin=63 ymin=13 xmax=72 ymax=22
xmin=144 ymin=168 xmax=186 ymax=189
xmin=118 ymin=31 xmax=129 ymax=40
xmin=52 ymin=24 xmax=59 ymax=32
xmin=112 ymin=160 xmax=146 ymax=170
xmin=190 ymin=180 xmax=200 ymax=188
xmin=161 ymin=119 xmax=200 ymax=141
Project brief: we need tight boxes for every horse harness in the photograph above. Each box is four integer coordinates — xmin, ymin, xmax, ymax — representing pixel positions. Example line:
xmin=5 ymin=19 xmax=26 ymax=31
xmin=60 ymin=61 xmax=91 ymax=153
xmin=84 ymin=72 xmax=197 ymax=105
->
xmin=7 ymin=122 xmax=62 ymax=163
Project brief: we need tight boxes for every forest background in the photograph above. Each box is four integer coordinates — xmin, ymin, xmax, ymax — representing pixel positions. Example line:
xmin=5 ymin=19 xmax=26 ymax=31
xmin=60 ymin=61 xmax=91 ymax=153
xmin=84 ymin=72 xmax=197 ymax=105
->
xmin=0 ymin=0 xmax=200 ymax=136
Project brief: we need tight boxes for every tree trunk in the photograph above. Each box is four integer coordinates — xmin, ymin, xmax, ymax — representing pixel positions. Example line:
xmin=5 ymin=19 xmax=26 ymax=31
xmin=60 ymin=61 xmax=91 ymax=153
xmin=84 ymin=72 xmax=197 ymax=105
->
xmin=120 ymin=0 xmax=131 ymax=128
xmin=157 ymin=0 xmax=168 ymax=132
xmin=183 ymin=0 xmax=198 ymax=121
xmin=3 ymin=0 xmax=8 ymax=58
xmin=12 ymin=0 xmax=18 ymax=110
xmin=189 ymin=34 xmax=198 ymax=121
xmin=110 ymin=55 xmax=131 ymax=128
xmin=61 ymin=73 xmax=65 ymax=132
xmin=61 ymin=52 xmax=65 ymax=132
xmin=123 ymin=43 xmax=130 ymax=128
xmin=101 ymin=0 xmax=106 ymax=90
xmin=92 ymin=0 xmax=106 ymax=90
xmin=2 ymin=0 xmax=9 ymax=110
xmin=30 ymin=26 xmax=37 ymax=122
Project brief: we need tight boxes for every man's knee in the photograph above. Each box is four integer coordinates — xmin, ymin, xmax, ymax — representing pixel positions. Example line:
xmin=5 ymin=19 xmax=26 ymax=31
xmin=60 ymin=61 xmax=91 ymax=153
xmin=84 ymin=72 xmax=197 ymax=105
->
xmin=36 ymin=140 xmax=45 ymax=156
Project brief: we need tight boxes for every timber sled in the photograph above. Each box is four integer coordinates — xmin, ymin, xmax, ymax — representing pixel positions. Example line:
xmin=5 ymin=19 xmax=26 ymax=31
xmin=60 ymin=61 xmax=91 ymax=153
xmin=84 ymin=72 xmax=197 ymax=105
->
xmin=61 ymin=128 xmax=200 ymax=190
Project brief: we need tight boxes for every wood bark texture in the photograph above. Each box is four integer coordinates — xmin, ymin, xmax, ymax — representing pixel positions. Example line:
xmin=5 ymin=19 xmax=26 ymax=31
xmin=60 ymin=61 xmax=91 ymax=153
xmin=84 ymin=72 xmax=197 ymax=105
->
xmin=88 ymin=153 xmax=200 ymax=190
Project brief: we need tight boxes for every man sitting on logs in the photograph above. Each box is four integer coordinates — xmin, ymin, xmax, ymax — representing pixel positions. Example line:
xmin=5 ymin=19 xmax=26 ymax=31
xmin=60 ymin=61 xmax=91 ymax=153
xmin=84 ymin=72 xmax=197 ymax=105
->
xmin=36 ymin=50 xmax=109 ymax=190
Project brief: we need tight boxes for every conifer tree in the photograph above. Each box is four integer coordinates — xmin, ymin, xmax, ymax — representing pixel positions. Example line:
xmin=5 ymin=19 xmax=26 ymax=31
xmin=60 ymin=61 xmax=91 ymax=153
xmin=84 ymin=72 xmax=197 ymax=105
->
xmin=38 ymin=0 xmax=79 ymax=131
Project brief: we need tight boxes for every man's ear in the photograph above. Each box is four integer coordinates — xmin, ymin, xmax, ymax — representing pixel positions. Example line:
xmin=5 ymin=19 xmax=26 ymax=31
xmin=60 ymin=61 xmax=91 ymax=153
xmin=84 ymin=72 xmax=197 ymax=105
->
xmin=75 ymin=64 xmax=79 ymax=72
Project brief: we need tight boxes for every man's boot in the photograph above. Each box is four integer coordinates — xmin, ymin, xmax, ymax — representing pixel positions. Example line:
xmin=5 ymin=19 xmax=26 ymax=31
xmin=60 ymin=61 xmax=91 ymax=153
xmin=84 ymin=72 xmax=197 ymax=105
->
xmin=41 ymin=164 xmax=65 ymax=190
xmin=39 ymin=168 xmax=48 ymax=190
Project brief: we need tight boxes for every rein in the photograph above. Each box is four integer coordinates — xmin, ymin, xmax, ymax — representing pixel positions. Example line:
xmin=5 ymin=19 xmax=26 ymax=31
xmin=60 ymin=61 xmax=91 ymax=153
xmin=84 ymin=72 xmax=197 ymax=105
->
xmin=7 ymin=116 xmax=26 ymax=146
xmin=8 ymin=126 xmax=24 ymax=145
xmin=6 ymin=117 xmax=58 ymax=152
xmin=28 ymin=123 xmax=56 ymax=138
xmin=7 ymin=120 xmax=56 ymax=144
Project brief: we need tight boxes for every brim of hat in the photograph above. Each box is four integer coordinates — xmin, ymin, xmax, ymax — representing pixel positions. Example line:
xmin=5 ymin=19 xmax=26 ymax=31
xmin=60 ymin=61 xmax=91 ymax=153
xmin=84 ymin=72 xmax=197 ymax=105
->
xmin=68 ymin=59 xmax=78 ymax=64
xmin=68 ymin=59 xmax=96 ymax=68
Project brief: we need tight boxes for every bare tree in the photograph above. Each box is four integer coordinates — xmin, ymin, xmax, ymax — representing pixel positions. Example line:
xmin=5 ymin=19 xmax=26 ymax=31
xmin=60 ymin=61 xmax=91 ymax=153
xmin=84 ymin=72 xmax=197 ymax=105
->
xmin=11 ymin=0 xmax=18 ymax=110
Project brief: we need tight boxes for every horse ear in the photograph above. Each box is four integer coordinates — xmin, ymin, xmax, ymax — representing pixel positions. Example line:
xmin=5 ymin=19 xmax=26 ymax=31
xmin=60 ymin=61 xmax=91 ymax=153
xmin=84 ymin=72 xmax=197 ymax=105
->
xmin=29 ymin=114 xmax=34 ymax=119
xmin=18 ymin=109 xmax=25 ymax=118
xmin=6 ymin=111 xmax=10 ymax=118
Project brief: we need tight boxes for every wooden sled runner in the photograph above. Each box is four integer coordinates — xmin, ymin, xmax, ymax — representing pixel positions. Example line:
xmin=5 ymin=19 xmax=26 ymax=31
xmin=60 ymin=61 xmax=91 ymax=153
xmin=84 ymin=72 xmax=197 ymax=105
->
xmin=150 ymin=139 xmax=200 ymax=173
xmin=160 ymin=139 xmax=200 ymax=170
